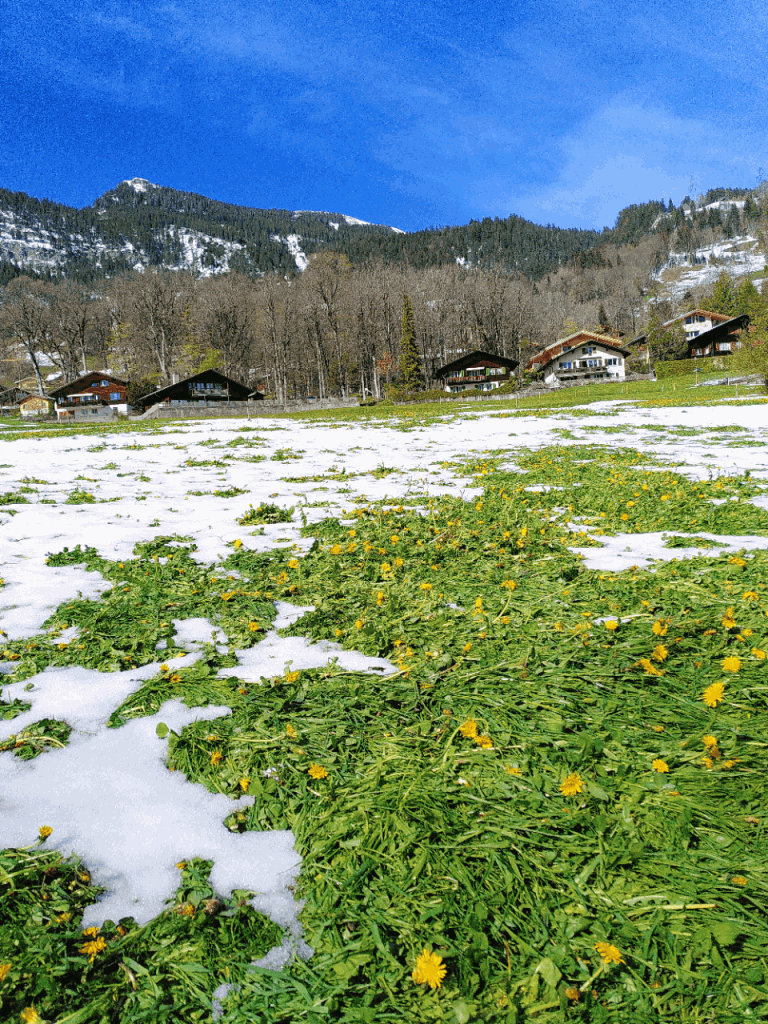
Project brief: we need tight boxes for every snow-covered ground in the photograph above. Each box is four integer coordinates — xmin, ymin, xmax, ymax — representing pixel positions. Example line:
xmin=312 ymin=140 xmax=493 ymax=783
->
xmin=655 ymin=233 xmax=766 ymax=300
xmin=1 ymin=401 xmax=768 ymax=955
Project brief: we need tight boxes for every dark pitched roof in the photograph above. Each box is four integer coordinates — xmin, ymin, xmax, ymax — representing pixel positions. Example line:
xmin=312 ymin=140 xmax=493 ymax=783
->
xmin=435 ymin=350 xmax=518 ymax=377
xmin=138 ymin=369 xmax=251 ymax=405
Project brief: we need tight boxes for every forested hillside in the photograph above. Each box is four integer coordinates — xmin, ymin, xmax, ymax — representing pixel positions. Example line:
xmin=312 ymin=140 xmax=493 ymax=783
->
xmin=1 ymin=178 xmax=767 ymax=403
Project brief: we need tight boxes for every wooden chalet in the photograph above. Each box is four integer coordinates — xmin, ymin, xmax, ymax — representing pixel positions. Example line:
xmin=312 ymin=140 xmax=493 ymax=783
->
xmin=526 ymin=329 xmax=625 ymax=373
xmin=677 ymin=313 xmax=750 ymax=359
xmin=434 ymin=351 xmax=519 ymax=393
xmin=0 ymin=385 xmax=35 ymax=409
xmin=137 ymin=369 xmax=258 ymax=411
xmin=530 ymin=333 xmax=630 ymax=386
xmin=48 ymin=372 xmax=129 ymax=412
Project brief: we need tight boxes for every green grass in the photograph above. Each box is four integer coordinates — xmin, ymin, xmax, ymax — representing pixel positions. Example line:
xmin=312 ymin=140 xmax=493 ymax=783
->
xmin=3 ymin=436 xmax=768 ymax=1022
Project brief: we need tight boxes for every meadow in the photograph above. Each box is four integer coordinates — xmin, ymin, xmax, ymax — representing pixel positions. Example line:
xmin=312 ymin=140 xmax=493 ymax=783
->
xmin=2 ymin=379 xmax=768 ymax=1022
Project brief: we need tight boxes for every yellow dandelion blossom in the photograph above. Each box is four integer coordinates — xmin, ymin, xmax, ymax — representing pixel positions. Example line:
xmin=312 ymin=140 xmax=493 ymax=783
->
xmin=651 ymin=724 xmax=664 ymax=732
xmin=210 ymin=750 xmax=223 ymax=765
xmin=722 ymin=607 xmax=737 ymax=629
xmin=38 ymin=825 xmax=53 ymax=840
xmin=21 ymin=1009 xmax=43 ymax=1024
xmin=239 ymin=778 xmax=250 ymax=792
xmin=702 ymin=734 xmax=718 ymax=749
xmin=729 ymin=556 xmax=747 ymax=568
xmin=160 ymin=663 xmax=170 ymax=673
xmin=330 ymin=544 xmax=342 ymax=555
xmin=553 ymin=622 xmax=563 ymax=631
xmin=0 ymin=963 xmax=10 ymax=982
xmin=652 ymin=619 xmax=669 ymax=637
xmin=636 ymin=657 xmax=664 ymax=677
xmin=474 ymin=734 xmax=493 ymax=749
xmin=376 ymin=591 xmax=385 ymax=605
xmin=419 ymin=582 xmax=433 ymax=591
xmin=285 ymin=670 xmax=300 ymax=683
xmin=731 ymin=875 xmax=747 ymax=886
xmin=412 ymin=948 xmax=447 ymax=989
xmin=652 ymin=759 xmax=669 ymax=773
xmin=233 ymin=538 xmax=242 ymax=549
xmin=559 ymin=773 xmax=584 ymax=797
xmin=743 ymin=591 xmax=759 ymax=602
xmin=308 ymin=763 xmax=328 ymax=780
xmin=248 ymin=621 xmax=260 ymax=631
xmin=565 ymin=986 xmax=580 ymax=1001
xmin=288 ymin=558 xmax=300 ymax=569
xmin=752 ymin=647 xmax=766 ymax=660
xmin=176 ymin=861 xmax=187 ymax=870
xmin=721 ymin=655 xmax=742 ymax=673
xmin=594 ymin=941 xmax=624 ymax=964
xmin=652 ymin=644 xmax=668 ymax=662
xmin=462 ymin=642 xmax=472 ymax=654
xmin=474 ymin=597 xmax=483 ymax=610
xmin=501 ymin=579 xmax=517 ymax=590
xmin=604 ymin=620 xmax=619 ymax=631
xmin=703 ymin=682 xmax=725 ymax=707
xmin=459 ymin=718 xmax=478 ymax=738
xmin=354 ymin=619 xmax=364 ymax=630
xmin=506 ymin=766 xmax=522 ymax=776
xmin=286 ymin=724 xmax=298 ymax=739
xmin=79 ymin=935 xmax=107 ymax=962
xmin=394 ymin=557 xmax=404 ymax=567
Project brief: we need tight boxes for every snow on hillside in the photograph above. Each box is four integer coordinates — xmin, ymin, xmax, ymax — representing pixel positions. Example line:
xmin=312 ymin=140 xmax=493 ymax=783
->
xmin=655 ymin=234 xmax=766 ymax=300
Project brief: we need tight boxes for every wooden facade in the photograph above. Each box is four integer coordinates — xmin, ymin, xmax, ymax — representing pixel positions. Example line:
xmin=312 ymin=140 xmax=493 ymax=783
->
xmin=527 ymin=329 xmax=625 ymax=372
xmin=137 ymin=369 xmax=257 ymax=411
xmin=19 ymin=395 xmax=55 ymax=417
xmin=434 ymin=350 xmax=518 ymax=393
xmin=49 ymin=372 xmax=128 ymax=410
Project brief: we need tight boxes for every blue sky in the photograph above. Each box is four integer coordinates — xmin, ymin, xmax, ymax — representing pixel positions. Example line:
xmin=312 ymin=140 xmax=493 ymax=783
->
xmin=2 ymin=0 xmax=767 ymax=232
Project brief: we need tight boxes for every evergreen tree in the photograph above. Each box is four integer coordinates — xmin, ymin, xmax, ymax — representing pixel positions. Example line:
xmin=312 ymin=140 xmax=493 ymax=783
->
xmin=598 ymin=304 xmax=610 ymax=329
xmin=705 ymin=271 xmax=737 ymax=315
xmin=399 ymin=294 xmax=425 ymax=391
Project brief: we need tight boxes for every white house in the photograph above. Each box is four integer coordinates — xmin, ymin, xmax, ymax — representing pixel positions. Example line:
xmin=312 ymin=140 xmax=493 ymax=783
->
xmin=538 ymin=338 xmax=629 ymax=386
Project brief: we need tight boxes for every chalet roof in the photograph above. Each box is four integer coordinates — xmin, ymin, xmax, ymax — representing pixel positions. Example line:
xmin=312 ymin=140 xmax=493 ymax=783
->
xmin=48 ymin=371 xmax=127 ymax=397
xmin=138 ymin=369 xmax=252 ymax=405
xmin=685 ymin=314 xmax=749 ymax=347
xmin=435 ymin=350 xmax=519 ymax=377
xmin=528 ymin=330 xmax=627 ymax=368
xmin=664 ymin=308 xmax=733 ymax=328
xmin=535 ymin=340 xmax=631 ymax=374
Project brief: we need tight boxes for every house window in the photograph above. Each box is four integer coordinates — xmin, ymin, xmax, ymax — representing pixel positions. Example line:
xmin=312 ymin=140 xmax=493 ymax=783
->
xmin=718 ymin=342 xmax=732 ymax=352
xmin=100 ymin=380 xmax=110 ymax=387
xmin=206 ymin=383 xmax=216 ymax=390
xmin=583 ymin=347 xmax=594 ymax=355
xmin=110 ymin=392 xmax=121 ymax=401
xmin=685 ymin=316 xmax=693 ymax=325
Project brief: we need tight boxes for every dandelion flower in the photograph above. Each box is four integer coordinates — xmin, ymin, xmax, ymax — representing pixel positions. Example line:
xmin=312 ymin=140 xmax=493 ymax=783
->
xmin=330 ymin=544 xmax=342 ymax=555
xmin=412 ymin=948 xmax=447 ymax=989
xmin=0 ymin=963 xmax=10 ymax=982
xmin=308 ymin=763 xmax=328 ymax=780
xmin=743 ymin=591 xmax=759 ymax=602
xmin=721 ymin=655 xmax=742 ymax=673
xmin=475 ymin=734 xmax=493 ymax=749
xmin=233 ymin=538 xmax=242 ymax=549
xmin=652 ymin=644 xmax=668 ymax=662
xmin=652 ymin=759 xmax=669 ymax=773
xmin=559 ymin=773 xmax=584 ymax=797
xmin=652 ymin=619 xmax=669 ymax=637
xmin=565 ymin=986 xmax=580 ymax=1001
xmin=501 ymin=579 xmax=517 ymax=591
xmin=703 ymin=682 xmax=725 ymax=707
xmin=176 ymin=861 xmax=187 ymax=870
xmin=636 ymin=657 xmax=664 ymax=677
xmin=38 ymin=825 xmax=52 ymax=840
xmin=459 ymin=718 xmax=478 ymax=738
xmin=288 ymin=558 xmax=299 ymax=569
xmin=239 ymin=778 xmax=250 ymax=792
xmin=731 ymin=875 xmax=747 ymax=885
xmin=594 ymin=941 xmax=624 ymax=965
xmin=160 ymin=663 xmax=170 ymax=673
xmin=419 ymin=582 xmax=433 ymax=591
xmin=21 ymin=1009 xmax=43 ymax=1024
xmin=604 ymin=620 xmax=619 ymax=631
xmin=506 ymin=766 xmax=522 ymax=776
xmin=285 ymin=670 xmax=300 ymax=683
xmin=248 ymin=621 xmax=260 ymax=632
xmin=702 ymin=734 xmax=718 ymax=749
xmin=286 ymin=724 xmax=298 ymax=739
xmin=354 ymin=619 xmax=364 ymax=630
xmin=752 ymin=647 xmax=766 ymax=660
xmin=210 ymin=750 xmax=223 ymax=766
xmin=722 ymin=607 xmax=737 ymax=629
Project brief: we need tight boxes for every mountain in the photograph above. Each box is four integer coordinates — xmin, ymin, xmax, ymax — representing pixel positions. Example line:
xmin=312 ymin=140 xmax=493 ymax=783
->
xmin=0 ymin=179 xmax=757 ymax=286
xmin=0 ymin=178 xmax=404 ymax=282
